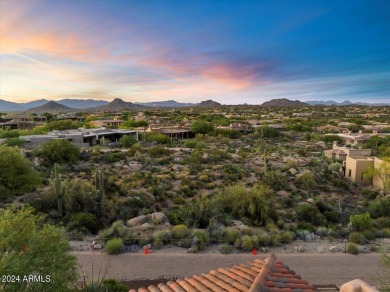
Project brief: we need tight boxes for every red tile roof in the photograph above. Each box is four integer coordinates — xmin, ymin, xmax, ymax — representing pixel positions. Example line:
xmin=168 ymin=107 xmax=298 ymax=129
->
xmin=129 ymin=254 xmax=316 ymax=292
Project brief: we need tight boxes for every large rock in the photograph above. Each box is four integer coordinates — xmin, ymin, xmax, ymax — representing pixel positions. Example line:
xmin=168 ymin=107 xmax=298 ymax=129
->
xmin=288 ymin=168 xmax=298 ymax=175
xmin=329 ymin=246 xmax=338 ymax=252
xmin=127 ymin=215 xmax=148 ymax=227
xmin=149 ymin=212 xmax=169 ymax=224
xmin=128 ymin=161 xmax=142 ymax=172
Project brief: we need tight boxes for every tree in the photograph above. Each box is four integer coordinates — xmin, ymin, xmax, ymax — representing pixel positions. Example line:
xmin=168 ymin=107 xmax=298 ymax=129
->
xmin=0 ymin=207 xmax=78 ymax=291
xmin=3 ymin=137 xmax=27 ymax=147
xmin=0 ymin=146 xmax=40 ymax=200
xmin=364 ymin=157 xmax=390 ymax=194
xmin=38 ymin=139 xmax=80 ymax=165
xmin=190 ymin=120 xmax=214 ymax=134
xmin=119 ymin=135 xmax=137 ymax=148
xmin=255 ymin=126 xmax=280 ymax=138
xmin=212 ymin=183 xmax=274 ymax=226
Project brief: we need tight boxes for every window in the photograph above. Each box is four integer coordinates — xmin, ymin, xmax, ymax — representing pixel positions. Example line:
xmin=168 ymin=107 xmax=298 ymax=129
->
xmin=348 ymin=169 xmax=351 ymax=177
xmin=361 ymin=172 xmax=364 ymax=180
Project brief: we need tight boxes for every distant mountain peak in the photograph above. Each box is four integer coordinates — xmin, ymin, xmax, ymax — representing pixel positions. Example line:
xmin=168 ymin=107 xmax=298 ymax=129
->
xmin=198 ymin=100 xmax=222 ymax=107
xmin=261 ymin=98 xmax=309 ymax=107
xmin=26 ymin=101 xmax=75 ymax=113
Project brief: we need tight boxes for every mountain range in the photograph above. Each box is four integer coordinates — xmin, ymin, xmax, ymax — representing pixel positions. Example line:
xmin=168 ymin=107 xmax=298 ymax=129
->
xmin=306 ymin=100 xmax=390 ymax=106
xmin=1 ymin=98 xmax=389 ymax=112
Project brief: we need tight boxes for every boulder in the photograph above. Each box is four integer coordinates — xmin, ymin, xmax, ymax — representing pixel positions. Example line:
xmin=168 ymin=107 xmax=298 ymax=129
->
xmin=187 ymin=247 xmax=198 ymax=253
xmin=307 ymin=198 xmax=315 ymax=204
xmin=329 ymin=246 xmax=338 ymax=252
xmin=93 ymin=243 xmax=102 ymax=250
xmin=127 ymin=215 xmax=148 ymax=227
xmin=294 ymin=246 xmax=305 ymax=253
xmin=150 ymin=212 xmax=168 ymax=224
xmin=142 ymin=223 xmax=152 ymax=230
xmin=128 ymin=161 xmax=142 ymax=172
xmin=288 ymin=168 xmax=298 ymax=175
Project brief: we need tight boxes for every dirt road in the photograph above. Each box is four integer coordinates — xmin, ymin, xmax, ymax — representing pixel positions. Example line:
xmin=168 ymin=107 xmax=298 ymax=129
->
xmin=73 ymin=251 xmax=385 ymax=286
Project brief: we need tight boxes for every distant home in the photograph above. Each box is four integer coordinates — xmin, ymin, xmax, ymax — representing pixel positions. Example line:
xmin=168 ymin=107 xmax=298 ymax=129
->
xmin=324 ymin=142 xmax=371 ymax=161
xmin=12 ymin=128 xmax=138 ymax=149
xmin=344 ymin=156 xmax=384 ymax=190
xmin=0 ymin=119 xmax=35 ymax=130
xmin=216 ymin=123 xmax=252 ymax=133
xmin=90 ymin=119 xmax=124 ymax=128
xmin=137 ymin=125 xmax=193 ymax=139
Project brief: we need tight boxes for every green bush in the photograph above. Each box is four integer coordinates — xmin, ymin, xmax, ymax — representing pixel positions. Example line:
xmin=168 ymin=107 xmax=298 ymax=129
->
xmin=153 ymin=230 xmax=172 ymax=249
xmin=191 ymin=229 xmax=209 ymax=251
xmin=102 ymin=279 xmax=128 ymax=292
xmin=104 ymin=152 xmax=126 ymax=163
xmin=257 ymin=233 xmax=273 ymax=247
xmin=219 ymin=244 xmax=234 ymax=254
xmin=68 ymin=212 xmax=99 ymax=234
xmin=241 ymin=235 xmax=254 ymax=251
xmin=296 ymin=204 xmax=325 ymax=226
xmin=350 ymin=213 xmax=372 ymax=231
xmin=280 ymin=231 xmax=295 ymax=243
xmin=348 ymin=232 xmax=366 ymax=244
xmin=105 ymin=238 xmax=123 ymax=254
xmin=171 ymin=224 xmax=190 ymax=240
xmin=37 ymin=139 xmax=80 ymax=165
xmin=223 ymin=229 xmax=241 ymax=245
xmin=374 ymin=217 xmax=390 ymax=229
xmin=368 ymin=197 xmax=390 ymax=219
xmin=346 ymin=243 xmax=359 ymax=255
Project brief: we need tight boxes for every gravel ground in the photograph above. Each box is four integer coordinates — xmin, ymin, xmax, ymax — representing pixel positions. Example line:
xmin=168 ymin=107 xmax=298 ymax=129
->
xmin=73 ymin=251 xmax=386 ymax=286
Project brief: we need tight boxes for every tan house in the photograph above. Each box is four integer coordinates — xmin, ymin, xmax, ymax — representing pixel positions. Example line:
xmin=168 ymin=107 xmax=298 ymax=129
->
xmin=325 ymin=142 xmax=371 ymax=161
xmin=344 ymin=156 xmax=385 ymax=190
xmin=90 ymin=119 xmax=124 ymax=128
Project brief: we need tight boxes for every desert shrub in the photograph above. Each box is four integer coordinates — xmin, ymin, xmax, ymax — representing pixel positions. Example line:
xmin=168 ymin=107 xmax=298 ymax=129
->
xmin=102 ymin=279 xmax=128 ymax=292
xmin=348 ymin=232 xmax=366 ymax=244
xmin=297 ymin=222 xmax=316 ymax=232
xmin=214 ymin=129 xmax=241 ymax=139
xmin=105 ymin=238 xmax=123 ymax=254
xmin=333 ymin=178 xmax=350 ymax=190
xmin=280 ymin=231 xmax=295 ymax=243
xmin=153 ymin=230 xmax=172 ymax=249
xmin=362 ymin=188 xmax=380 ymax=200
xmin=191 ymin=229 xmax=209 ymax=250
xmin=346 ymin=243 xmax=359 ymax=255
xmin=145 ymin=133 xmax=171 ymax=144
xmin=37 ymin=139 xmax=80 ymax=165
xmin=212 ymin=183 xmax=274 ymax=226
xmin=296 ymin=172 xmax=316 ymax=190
xmin=257 ymin=233 xmax=273 ymax=246
xmin=148 ymin=145 xmax=171 ymax=158
xmin=222 ymin=229 xmax=241 ymax=244
xmin=119 ymin=135 xmax=137 ymax=148
xmin=374 ymin=217 xmax=390 ymax=229
xmin=368 ymin=197 xmax=390 ymax=219
xmin=68 ymin=212 xmax=99 ymax=234
xmin=219 ymin=244 xmax=234 ymax=254
xmin=350 ymin=213 xmax=372 ymax=231
xmin=104 ymin=152 xmax=125 ymax=163
xmin=241 ymin=235 xmax=254 ymax=251
xmin=296 ymin=204 xmax=325 ymax=226
xmin=374 ymin=228 xmax=390 ymax=238
xmin=324 ymin=210 xmax=339 ymax=224
xmin=171 ymin=224 xmax=190 ymax=239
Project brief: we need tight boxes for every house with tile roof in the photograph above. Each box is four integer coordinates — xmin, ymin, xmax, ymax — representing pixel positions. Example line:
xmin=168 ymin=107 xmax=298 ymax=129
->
xmin=129 ymin=254 xmax=316 ymax=292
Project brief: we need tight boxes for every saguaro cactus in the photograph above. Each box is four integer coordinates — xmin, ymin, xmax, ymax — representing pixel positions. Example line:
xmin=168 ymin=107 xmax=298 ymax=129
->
xmin=263 ymin=150 xmax=268 ymax=174
xmin=51 ymin=163 xmax=65 ymax=216
xmin=91 ymin=171 xmax=105 ymax=217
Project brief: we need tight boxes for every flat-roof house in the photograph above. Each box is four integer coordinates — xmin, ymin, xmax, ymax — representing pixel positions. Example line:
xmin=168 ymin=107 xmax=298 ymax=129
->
xmin=0 ymin=119 xmax=35 ymax=130
xmin=18 ymin=128 xmax=138 ymax=149
xmin=90 ymin=120 xmax=124 ymax=128
xmin=344 ymin=156 xmax=385 ymax=190
xmin=324 ymin=142 xmax=372 ymax=161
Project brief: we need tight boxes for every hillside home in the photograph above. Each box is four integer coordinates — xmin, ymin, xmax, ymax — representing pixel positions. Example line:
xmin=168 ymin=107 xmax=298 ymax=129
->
xmin=90 ymin=119 xmax=124 ymax=128
xmin=344 ymin=156 xmax=384 ymax=190
xmin=324 ymin=142 xmax=372 ymax=161
xmin=0 ymin=119 xmax=35 ymax=130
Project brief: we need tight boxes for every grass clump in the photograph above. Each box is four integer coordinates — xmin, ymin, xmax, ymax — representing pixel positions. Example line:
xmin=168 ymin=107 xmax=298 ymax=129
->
xmin=105 ymin=238 xmax=123 ymax=255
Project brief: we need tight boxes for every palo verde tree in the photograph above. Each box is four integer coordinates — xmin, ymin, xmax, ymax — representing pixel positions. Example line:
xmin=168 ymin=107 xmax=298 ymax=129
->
xmin=37 ymin=139 xmax=80 ymax=165
xmin=364 ymin=157 xmax=390 ymax=194
xmin=0 ymin=146 xmax=40 ymax=201
xmin=0 ymin=207 xmax=78 ymax=292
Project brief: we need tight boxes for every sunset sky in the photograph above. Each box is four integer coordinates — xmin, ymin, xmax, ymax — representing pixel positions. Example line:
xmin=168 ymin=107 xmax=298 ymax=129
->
xmin=1 ymin=0 xmax=389 ymax=104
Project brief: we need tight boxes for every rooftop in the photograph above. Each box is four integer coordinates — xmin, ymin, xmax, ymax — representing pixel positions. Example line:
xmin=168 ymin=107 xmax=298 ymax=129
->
xmin=129 ymin=254 xmax=315 ymax=292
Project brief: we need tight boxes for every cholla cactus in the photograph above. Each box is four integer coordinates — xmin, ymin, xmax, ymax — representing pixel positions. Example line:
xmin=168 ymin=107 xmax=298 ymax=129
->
xmin=51 ymin=163 xmax=65 ymax=216
xmin=91 ymin=171 xmax=105 ymax=217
